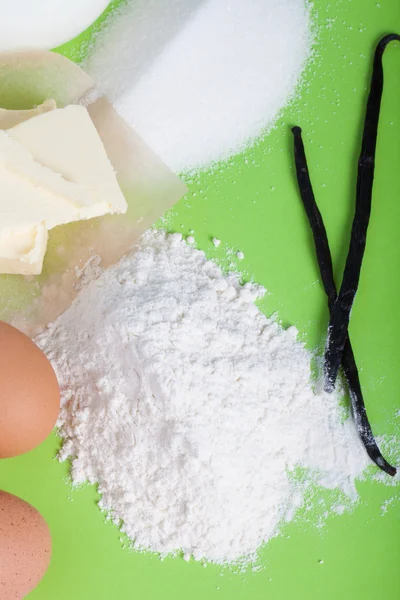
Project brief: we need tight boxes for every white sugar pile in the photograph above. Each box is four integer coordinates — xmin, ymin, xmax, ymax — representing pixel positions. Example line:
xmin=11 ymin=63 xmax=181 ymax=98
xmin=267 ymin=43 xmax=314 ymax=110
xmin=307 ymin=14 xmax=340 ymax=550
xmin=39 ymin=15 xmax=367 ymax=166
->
xmin=84 ymin=0 xmax=312 ymax=172
xmin=36 ymin=231 xmax=369 ymax=565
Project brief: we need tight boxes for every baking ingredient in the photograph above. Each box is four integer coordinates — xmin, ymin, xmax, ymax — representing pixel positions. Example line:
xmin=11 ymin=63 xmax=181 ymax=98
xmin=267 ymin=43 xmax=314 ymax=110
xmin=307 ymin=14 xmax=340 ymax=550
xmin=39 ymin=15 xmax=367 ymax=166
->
xmin=0 ymin=132 xmax=84 ymax=270
xmin=0 ymin=99 xmax=56 ymax=129
xmin=0 ymin=321 xmax=59 ymax=458
xmin=0 ymin=0 xmax=109 ymax=51
xmin=0 ymin=223 xmax=48 ymax=276
xmin=325 ymin=34 xmax=400 ymax=392
xmin=0 ymin=102 xmax=55 ymax=274
xmin=84 ymin=0 xmax=312 ymax=172
xmin=8 ymin=106 xmax=127 ymax=218
xmin=0 ymin=490 xmax=51 ymax=600
xmin=0 ymin=105 xmax=127 ymax=275
xmin=291 ymin=125 xmax=396 ymax=476
xmin=37 ymin=231 xmax=370 ymax=564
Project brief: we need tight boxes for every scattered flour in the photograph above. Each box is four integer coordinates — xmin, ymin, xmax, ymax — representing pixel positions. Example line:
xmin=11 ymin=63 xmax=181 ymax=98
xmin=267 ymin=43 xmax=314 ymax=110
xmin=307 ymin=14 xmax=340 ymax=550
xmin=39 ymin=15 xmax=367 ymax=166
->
xmin=84 ymin=0 xmax=312 ymax=172
xmin=36 ymin=231 xmax=369 ymax=564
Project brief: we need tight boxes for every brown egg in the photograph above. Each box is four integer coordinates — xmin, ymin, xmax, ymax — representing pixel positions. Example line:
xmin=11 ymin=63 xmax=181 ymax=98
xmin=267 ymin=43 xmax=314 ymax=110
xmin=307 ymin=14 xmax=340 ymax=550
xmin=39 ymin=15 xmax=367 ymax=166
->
xmin=0 ymin=490 xmax=52 ymax=599
xmin=0 ymin=321 xmax=60 ymax=458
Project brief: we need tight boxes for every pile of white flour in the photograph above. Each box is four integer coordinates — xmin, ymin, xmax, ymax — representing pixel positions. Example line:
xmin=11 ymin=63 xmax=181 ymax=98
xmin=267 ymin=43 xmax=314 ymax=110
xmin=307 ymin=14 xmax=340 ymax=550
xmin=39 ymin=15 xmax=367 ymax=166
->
xmin=36 ymin=231 xmax=369 ymax=564
xmin=84 ymin=0 xmax=312 ymax=172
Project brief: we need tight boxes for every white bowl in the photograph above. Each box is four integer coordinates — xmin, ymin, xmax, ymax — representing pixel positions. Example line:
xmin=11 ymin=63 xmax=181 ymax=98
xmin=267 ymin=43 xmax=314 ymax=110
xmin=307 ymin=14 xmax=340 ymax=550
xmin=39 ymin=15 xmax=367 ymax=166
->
xmin=0 ymin=0 xmax=110 ymax=50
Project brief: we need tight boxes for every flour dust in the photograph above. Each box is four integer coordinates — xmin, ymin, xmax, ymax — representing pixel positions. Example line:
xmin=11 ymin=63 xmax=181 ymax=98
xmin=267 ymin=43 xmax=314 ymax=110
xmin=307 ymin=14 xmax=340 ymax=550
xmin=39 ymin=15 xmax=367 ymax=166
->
xmin=36 ymin=231 xmax=369 ymax=565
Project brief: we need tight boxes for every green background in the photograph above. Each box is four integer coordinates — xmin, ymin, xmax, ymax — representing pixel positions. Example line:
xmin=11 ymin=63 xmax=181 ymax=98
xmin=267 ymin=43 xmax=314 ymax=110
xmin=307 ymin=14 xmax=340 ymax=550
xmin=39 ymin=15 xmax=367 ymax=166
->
xmin=1 ymin=0 xmax=400 ymax=598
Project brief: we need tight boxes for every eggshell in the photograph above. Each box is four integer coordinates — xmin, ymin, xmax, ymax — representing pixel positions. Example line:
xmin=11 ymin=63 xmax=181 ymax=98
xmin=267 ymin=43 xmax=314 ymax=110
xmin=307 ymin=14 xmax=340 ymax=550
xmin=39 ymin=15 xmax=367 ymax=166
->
xmin=0 ymin=490 xmax=52 ymax=599
xmin=0 ymin=321 xmax=60 ymax=458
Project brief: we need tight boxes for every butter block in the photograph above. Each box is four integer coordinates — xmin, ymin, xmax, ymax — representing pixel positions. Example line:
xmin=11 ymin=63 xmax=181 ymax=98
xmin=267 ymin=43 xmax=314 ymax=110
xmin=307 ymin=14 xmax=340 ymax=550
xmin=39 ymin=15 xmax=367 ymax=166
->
xmin=0 ymin=223 xmax=47 ymax=275
xmin=0 ymin=101 xmax=56 ymax=275
xmin=0 ymin=104 xmax=127 ymax=276
xmin=8 ymin=105 xmax=127 ymax=217
xmin=0 ymin=131 xmax=90 ymax=230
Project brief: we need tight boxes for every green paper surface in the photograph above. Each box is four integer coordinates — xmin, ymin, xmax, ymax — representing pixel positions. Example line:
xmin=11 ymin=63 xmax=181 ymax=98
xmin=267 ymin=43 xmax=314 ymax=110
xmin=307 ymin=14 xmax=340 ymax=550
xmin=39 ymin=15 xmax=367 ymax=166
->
xmin=1 ymin=1 xmax=400 ymax=598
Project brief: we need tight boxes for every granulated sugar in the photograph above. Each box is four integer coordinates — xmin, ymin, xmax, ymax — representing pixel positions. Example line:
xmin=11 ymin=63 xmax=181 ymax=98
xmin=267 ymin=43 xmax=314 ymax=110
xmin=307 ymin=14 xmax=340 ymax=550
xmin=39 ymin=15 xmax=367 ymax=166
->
xmin=84 ymin=0 xmax=312 ymax=172
xmin=36 ymin=231 xmax=369 ymax=564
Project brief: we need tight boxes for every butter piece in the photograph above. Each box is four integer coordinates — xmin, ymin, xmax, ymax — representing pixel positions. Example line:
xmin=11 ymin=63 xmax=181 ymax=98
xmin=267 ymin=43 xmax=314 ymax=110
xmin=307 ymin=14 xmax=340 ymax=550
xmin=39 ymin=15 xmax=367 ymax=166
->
xmin=0 ymin=223 xmax=47 ymax=275
xmin=8 ymin=105 xmax=127 ymax=216
xmin=0 ymin=100 xmax=56 ymax=275
xmin=0 ymin=104 xmax=127 ymax=276
xmin=0 ymin=99 xmax=56 ymax=130
xmin=0 ymin=132 xmax=89 ymax=230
